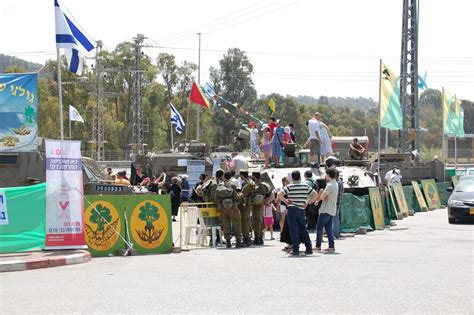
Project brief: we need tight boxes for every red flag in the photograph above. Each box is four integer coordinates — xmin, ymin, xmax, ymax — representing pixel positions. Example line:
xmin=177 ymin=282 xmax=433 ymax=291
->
xmin=189 ymin=82 xmax=210 ymax=108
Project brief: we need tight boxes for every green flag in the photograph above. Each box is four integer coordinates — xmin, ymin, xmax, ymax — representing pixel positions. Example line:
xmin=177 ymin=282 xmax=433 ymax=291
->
xmin=442 ymin=88 xmax=465 ymax=137
xmin=379 ymin=62 xmax=402 ymax=130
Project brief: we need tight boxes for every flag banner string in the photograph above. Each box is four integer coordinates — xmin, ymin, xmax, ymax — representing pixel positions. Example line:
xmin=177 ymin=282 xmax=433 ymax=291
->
xmin=201 ymin=82 xmax=264 ymax=125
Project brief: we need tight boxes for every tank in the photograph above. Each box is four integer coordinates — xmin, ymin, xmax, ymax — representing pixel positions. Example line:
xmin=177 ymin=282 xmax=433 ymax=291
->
xmin=257 ymin=149 xmax=376 ymax=194
xmin=0 ymin=151 xmax=134 ymax=195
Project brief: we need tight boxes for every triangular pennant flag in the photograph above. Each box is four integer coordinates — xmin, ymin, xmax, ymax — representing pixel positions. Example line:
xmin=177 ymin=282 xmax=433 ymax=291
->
xmin=189 ymin=82 xmax=210 ymax=108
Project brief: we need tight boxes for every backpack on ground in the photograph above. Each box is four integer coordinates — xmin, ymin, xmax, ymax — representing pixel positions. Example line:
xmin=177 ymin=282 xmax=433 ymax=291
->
xmin=251 ymin=181 xmax=272 ymax=205
xmin=215 ymin=182 xmax=236 ymax=210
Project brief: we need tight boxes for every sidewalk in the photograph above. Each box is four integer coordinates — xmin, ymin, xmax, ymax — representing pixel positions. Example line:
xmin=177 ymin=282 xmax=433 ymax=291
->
xmin=0 ymin=250 xmax=91 ymax=272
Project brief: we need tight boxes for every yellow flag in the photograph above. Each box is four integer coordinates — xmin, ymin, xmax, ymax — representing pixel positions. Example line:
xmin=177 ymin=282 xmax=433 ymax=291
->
xmin=268 ymin=98 xmax=276 ymax=114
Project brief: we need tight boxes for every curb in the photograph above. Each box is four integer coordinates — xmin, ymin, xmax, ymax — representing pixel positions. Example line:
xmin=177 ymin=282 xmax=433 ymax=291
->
xmin=0 ymin=250 xmax=91 ymax=273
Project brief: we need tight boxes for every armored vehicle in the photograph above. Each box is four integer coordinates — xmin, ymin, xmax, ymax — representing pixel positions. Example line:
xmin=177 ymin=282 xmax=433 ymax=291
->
xmin=0 ymin=151 xmax=134 ymax=195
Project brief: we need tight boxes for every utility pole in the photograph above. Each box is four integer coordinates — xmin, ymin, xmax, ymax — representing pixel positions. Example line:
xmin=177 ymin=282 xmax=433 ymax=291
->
xmin=133 ymin=34 xmax=145 ymax=155
xmin=399 ymin=0 xmax=419 ymax=153
xmin=91 ymin=40 xmax=105 ymax=161
xmin=196 ymin=32 xmax=201 ymax=141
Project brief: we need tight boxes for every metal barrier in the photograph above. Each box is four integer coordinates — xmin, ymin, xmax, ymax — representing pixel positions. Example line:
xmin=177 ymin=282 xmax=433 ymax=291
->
xmin=175 ymin=202 xmax=222 ymax=251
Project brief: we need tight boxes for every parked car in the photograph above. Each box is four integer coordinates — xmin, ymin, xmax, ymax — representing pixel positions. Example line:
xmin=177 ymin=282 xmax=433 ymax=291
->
xmin=455 ymin=167 xmax=474 ymax=177
xmin=447 ymin=176 xmax=474 ymax=224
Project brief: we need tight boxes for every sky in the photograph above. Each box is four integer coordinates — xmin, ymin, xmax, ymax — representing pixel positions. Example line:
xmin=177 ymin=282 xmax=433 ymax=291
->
xmin=1 ymin=0 xmax=473 ymax=100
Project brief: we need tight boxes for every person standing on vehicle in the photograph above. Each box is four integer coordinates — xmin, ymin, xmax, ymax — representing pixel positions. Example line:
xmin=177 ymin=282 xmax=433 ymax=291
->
xmin=216 ymin=171 xmax=243 ymax=248
xmin=249 ymin=122 xmax=261 ymax=159
xmin=306 ymin=112 xmax=322 ymax=167
xmin=239 ymin=170 xmax=254 ymax=246
xmin=279 ymin=170 xmax=318 ymax=256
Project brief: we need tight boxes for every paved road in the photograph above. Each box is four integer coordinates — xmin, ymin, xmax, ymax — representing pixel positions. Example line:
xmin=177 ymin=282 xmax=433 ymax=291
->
xmin=1 ymin=209 xmax=473 ymax=314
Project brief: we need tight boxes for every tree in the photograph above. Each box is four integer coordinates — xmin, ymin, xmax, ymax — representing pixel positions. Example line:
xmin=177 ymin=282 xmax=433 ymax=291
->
xmin=420 ymin=88 xmax=441 ymax=110
xmin=209 ymin=48 xmax=257 ymax=144
xmin=89 ymin=204 xmax=112 ymax=232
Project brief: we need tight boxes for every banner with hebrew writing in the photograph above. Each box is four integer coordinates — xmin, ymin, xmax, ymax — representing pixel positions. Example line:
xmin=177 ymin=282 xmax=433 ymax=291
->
xmin=45 ymin=139 xmax=85 ymax=249
xmin=0 ymin=73 xmax=38 ymax=151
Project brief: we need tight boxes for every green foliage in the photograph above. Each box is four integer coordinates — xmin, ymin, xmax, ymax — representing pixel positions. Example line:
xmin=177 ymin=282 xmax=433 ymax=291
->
xmin=90 ymin=204 xmax=112 ymax=232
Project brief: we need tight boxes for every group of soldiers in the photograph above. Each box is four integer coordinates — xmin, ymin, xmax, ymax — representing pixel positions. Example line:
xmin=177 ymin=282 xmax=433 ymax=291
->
xmin=199 ymin=169 xmax=272 ymax=248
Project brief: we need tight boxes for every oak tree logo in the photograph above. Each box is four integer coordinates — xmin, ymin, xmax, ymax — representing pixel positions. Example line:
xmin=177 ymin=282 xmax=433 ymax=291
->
xmin=84 ymin=201 xmax=120 ymax=251
xmin=131 ymin=200 xmax=168 ymax=249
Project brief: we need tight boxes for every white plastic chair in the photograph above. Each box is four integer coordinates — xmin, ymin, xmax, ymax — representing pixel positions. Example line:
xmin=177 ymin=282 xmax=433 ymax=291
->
xmin=197 ymin=210 xmax=223 ymax=247
xmin=184 ymin=206 xmax=201 ymax=245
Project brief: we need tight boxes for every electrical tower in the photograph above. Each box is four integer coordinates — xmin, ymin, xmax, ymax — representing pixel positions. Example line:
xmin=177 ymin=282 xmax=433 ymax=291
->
xmin=132 ymin=34 xmax=145 ymax=155
xmin=399 ymin=0 xmax=419 ymax=153
xmin=91 ymin=40 xmax=105 ymax=161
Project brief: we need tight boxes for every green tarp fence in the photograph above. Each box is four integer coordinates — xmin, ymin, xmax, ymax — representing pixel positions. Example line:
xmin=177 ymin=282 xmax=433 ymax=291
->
xmin=340 ymin=193 xmax=374 ymax=233
xmin=0 ymin=184 xmax=46 ymax=253
xmin=436 ymin=182 xmax=451 ymax=206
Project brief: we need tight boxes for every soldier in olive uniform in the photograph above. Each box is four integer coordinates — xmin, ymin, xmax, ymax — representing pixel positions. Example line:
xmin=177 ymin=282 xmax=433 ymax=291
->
xmin=239 ymin=170 xmax=255 ymax=246
xmin=216 ymin=171 xmax=243 ymax=248
xmin=251 ymin=171 xmax=270 ymax=245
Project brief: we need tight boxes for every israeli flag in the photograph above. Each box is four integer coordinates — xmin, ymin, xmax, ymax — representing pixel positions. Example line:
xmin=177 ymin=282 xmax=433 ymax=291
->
xmin=55 ymin=0 xmax=96 ymax=75
xmin=170 ymin=103 xmax=185 ymax=134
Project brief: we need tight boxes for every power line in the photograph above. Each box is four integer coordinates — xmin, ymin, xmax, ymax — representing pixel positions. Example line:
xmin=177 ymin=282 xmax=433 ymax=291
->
xmin=155 ymin=2 xmax=297 ymax=46
xmin=153 ymin=1 xmax=270 ymax=44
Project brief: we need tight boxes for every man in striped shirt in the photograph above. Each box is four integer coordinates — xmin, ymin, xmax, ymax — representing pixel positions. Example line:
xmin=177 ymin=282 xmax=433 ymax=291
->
xmin=279 ymin=170 xmax=318 ymax=256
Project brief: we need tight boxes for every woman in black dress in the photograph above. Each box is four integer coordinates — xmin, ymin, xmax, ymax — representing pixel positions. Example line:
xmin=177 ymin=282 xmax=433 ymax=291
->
xmin=170 ymin=176 xmax=181 ymax=222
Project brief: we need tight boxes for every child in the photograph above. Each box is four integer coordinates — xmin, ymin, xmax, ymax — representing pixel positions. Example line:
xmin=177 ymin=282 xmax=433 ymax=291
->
xmin=263 ymin=199 xmax=275 ymax=240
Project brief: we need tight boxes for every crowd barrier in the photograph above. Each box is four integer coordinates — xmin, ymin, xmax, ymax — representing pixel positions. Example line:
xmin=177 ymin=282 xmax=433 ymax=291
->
xmin=83 ymin=195 xmax=173 ymax=256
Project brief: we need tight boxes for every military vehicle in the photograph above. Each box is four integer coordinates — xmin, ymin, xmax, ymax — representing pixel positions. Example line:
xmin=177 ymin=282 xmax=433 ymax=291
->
xmin=0 ymin=151 xmax=135 ymax=195
xmin=257 ymin=148 xmax=377 ymax=193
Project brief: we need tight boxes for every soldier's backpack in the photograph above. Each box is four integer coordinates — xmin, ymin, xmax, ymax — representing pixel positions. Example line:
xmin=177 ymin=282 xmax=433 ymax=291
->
xmin=215 ymin=183 xmax=235 ymax=210
xmin=198 ymin=179 xmax=215 ymax=202
xmin=251 ymin=182 xmax=272 ymax=205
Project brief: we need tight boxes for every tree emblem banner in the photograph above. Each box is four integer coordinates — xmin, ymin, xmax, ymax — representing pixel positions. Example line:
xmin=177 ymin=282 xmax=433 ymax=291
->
xmin=0 ymin=73 xmax=38 ymax=151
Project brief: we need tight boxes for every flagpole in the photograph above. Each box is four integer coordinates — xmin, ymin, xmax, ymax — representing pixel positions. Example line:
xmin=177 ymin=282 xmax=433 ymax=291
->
xmin=384 ymin=128 xmax=388 ymax=153
xmin=57 ymin=48 xmax=64 ymax=141
xmin=196 ymin=32 xmax=201 ymax=141
xmin=170 ymin=121 xmax=174 ymax=152
xmin=69 ymin=118 xmax=72 ymax=140
xmin=377 ymin=59 xmax=383 ymax=184
xmin=454 ymin=133 xmax=457 ymax=172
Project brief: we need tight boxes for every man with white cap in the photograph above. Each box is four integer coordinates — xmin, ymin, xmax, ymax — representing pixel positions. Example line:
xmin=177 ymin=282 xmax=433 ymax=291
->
xmin=384 ymin=167 xmax=402 ymax=188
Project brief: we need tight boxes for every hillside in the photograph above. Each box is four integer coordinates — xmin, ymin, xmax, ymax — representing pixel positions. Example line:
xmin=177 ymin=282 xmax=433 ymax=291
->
xmin=0 ymin=54 xmax=43 ymax=73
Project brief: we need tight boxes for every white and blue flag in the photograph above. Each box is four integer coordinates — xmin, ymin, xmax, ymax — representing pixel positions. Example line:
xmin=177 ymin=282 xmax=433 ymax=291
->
xmin=170 ymin=103 xmax=185 ymax=134
xmin=55 ymin=0 xmax=96 ymax=75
